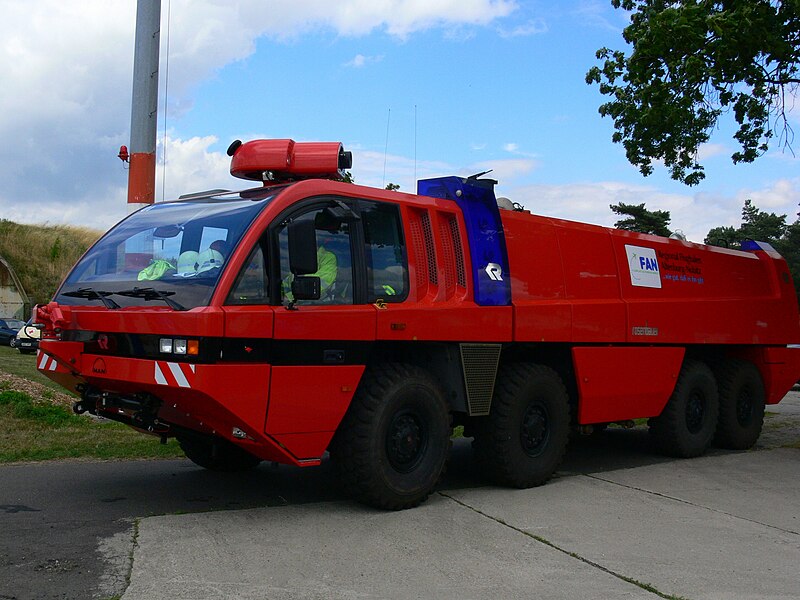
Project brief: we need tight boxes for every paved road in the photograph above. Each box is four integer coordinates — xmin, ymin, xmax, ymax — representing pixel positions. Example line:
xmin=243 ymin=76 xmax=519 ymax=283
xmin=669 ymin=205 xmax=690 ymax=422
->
xmin=1 ymin=394 xmax=799 ymax=600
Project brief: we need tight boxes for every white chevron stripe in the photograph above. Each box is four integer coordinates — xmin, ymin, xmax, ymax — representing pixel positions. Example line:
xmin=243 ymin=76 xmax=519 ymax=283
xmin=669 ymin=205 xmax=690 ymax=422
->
xmin=168 ymin=362 xmax=190 ymax=388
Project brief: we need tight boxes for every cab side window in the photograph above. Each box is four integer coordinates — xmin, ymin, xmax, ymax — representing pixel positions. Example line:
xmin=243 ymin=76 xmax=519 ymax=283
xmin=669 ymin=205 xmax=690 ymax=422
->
xmin=226 ymin=244 xmax=268 ymax=305
xmin=277 ymin=206 xmax=354 ymax=306
xmin=362 ymin=201 xmax=407 ymax=302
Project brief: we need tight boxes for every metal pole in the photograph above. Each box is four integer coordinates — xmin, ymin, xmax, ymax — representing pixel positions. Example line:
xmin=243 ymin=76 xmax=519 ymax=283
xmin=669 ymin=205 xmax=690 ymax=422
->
xmin=128 ymin=0 xmax=161 ymax=208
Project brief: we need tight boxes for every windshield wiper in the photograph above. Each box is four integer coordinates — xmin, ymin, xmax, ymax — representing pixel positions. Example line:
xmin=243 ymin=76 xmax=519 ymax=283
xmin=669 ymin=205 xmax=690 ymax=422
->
xmin=115 ymin=287 xmax=187 ymax=311
xmin=62 ymin=287 xmax=121 ymax=309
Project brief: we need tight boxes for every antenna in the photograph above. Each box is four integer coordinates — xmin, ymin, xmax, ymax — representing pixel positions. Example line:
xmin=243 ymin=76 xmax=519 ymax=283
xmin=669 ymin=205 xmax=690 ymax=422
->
xmin=382 ymin=108 xmax=391 ymax=188
xmin=414 ymin=104 xmax=418 ymax=188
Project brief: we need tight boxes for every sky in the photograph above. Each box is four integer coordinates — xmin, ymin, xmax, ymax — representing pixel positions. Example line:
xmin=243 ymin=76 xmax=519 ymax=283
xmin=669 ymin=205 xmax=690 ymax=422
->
xmin=0 ymin=0 xmax=798 ymax=243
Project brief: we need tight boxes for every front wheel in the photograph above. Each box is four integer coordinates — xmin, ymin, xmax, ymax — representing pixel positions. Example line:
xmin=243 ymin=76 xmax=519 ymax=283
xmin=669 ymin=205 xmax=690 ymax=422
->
xmin=473 ymin=363 xmax=570 ymax=488
xmin=330 ymin=363 xmax=451 ymax=510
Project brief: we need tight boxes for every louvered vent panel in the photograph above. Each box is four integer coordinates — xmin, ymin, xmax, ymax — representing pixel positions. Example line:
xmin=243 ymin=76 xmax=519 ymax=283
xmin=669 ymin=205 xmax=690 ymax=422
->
xmin=421 ymin=211 xmax=438 ymax=285
xmin=460 ymin=343 xmax=502 ymax=416
xmin=409 ymin=214 xmax=428 ymax=289
xmin=448 ymin=216 xmax=467 ymax=287
xmin=439 ymin=218 xmax=456 ymax=298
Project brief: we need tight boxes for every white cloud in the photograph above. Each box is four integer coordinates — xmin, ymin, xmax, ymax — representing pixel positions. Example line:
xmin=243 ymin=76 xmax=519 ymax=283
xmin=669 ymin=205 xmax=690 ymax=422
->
xmin=156 ymin=134 xmax=234 ymax=201
xmin=503 ymin=142 xmax=519 ymax=152
xmin=696 ymin=143 xmax=727 ymax=161
xmin=344 ymin=54 xmax=384 ymax=68
xmin=499 ymin=180 xmax=785 ymax=244
xmin=0 ymin=0 xmax=518 ymax=229
xmin=471 ymin=158 xmax=539 ymax=181
xmin=736 ymin=178 xmax=800 ymax=212
xmin=498 ymin=18 xmax=548 ymax=37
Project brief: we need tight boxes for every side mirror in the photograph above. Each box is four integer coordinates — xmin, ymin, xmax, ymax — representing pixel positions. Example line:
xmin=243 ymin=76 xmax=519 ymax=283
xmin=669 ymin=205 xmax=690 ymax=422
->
xmin=288 ymin=219 xmax=318 ymax=275
xmin=291 ymin=276 xmax=320 ymax=300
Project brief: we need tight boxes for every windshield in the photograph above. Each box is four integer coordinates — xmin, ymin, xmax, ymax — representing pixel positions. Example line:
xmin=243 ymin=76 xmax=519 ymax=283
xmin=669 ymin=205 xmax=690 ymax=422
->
xmin=56 ymin=191 xmax=274 ymax=310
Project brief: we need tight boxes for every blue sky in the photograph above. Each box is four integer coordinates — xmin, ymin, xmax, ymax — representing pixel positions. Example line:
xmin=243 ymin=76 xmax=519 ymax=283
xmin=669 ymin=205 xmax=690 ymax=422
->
xmin=0 ymin=0 xmax=797 ymax=243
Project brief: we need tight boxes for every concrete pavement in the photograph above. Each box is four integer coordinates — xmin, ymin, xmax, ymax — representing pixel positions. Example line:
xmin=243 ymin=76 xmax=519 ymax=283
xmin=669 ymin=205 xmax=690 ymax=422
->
xmin=121 ymin=427 xmax=800 ymax=599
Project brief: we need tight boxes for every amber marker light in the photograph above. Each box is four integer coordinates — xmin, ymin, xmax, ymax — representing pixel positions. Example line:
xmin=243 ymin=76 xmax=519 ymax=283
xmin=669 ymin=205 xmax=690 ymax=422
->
xmin=187 ymin=340 xmax=200 ymax=356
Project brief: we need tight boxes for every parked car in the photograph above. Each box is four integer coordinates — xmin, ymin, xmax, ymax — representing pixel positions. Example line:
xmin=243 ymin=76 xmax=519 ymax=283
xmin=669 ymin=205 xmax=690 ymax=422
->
xmin=13 ymin=318 xmax=40 ymax=354
xmin=0 ymin=318 xmax=24 ymax=346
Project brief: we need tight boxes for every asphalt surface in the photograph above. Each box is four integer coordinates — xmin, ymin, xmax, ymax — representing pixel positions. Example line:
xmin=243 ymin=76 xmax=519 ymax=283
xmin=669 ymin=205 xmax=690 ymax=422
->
xmin=1 ymin=394 xmax=799 ymax=600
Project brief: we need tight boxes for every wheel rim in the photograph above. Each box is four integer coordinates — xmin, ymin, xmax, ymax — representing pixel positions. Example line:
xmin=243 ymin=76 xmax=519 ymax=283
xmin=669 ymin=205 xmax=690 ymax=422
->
xmin=386 ymin=410 xmax=428 ymax=474
xmin=736 ymin=385 xmax=754 ymax=426
xmin=521 ymin=401 xmax=550 ymax=457
xmin=685 ymin=389 xmax=706 ymax=434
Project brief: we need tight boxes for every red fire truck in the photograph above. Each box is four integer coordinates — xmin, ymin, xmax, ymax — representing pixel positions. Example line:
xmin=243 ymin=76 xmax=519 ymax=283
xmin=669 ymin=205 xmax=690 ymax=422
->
xmin=35 ymin=139 xmax=800 ymax=509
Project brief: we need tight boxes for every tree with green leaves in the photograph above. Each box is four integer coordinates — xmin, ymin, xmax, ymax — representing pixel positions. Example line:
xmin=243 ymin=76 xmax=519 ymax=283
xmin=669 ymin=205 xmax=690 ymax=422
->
xmin=385 ymin=183 xmax=401 ymax=191
xmin=610 ymin=201 xmax=672 ymax=236
xmin=586 ymin=1 xmax=799 ymax=185
xmin=705 ymin=199 xmax=787 ymax=247
xmin=776 ymin=221 xmax=800 ymax=303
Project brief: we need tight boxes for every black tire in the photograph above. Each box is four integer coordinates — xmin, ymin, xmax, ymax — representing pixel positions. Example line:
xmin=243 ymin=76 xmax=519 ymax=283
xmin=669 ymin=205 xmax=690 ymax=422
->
xmin=473 ymin=363 xmax=570 ymax=488
xmin=330 ymin=363 xmax=451 ymax=510
xmin=649 ymin=360 xmax=719 ymax=458
xmin=713 ymin=359 xmax=765 ymax=450
xmin=178 ymin=436 xmax=262 ymax=472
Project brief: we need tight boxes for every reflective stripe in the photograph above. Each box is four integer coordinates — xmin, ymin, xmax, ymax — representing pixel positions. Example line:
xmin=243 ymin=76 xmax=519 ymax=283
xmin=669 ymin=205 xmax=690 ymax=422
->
xmin=37 ymin=354 xmax=58 ymax=372
xmin=168 ymin=362 xmax=190 ymax=388
xmin=154 ymin=362 xmax=168 ymax=385
xmin=154 ymin=361 xmax=194 ymax=388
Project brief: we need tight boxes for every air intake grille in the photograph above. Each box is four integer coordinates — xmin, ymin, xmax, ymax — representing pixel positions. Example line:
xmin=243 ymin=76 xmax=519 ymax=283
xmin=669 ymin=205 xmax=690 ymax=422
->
xmin=409 ymin=215 xmax=428 ymax=289
xmin=439 ymin=219 xmax=456 ymax=297
xmin=448 ymin=216 xmax=466 ymax=287
xmin=460 ymin=343 xmax=502 ymax=416
xmin=421 ymin=211 xmax=438 ymax=285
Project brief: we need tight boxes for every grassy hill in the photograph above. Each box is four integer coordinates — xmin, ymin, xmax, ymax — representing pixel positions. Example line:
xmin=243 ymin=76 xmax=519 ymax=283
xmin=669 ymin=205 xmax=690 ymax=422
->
xmin=0 ymin=219 xmax=101 ymax=309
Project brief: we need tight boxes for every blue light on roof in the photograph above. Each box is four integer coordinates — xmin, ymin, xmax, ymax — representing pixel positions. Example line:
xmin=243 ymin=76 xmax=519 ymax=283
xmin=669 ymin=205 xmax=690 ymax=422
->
xmin=417 ymin=176 xmax=511 ymax=306
xmin=740 ymin=240 xmax=777 ymax=253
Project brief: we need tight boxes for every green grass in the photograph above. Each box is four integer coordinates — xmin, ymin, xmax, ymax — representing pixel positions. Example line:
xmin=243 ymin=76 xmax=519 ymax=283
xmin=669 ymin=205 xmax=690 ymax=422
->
xmin=0 ymin=387 xmax=184 ymax=463
xmin=0 ymin=345 xmax=70 ymax=394
xmin=0 ymin=345 xmax=185 ymax=463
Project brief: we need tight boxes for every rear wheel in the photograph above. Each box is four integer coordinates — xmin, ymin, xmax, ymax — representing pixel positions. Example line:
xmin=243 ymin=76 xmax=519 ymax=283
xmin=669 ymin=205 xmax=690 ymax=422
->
xmin=649 ymin=360 xmax=719 ymax=457
xmin=714 ymin=359 xmax=765 ymax=450
xmin=330 ymin=363 xmax=451 ymax=510
xmin=178 ymin=436 xmax=262 ymax=472
xmin=473 ymin=363 xmax=570 ymax=488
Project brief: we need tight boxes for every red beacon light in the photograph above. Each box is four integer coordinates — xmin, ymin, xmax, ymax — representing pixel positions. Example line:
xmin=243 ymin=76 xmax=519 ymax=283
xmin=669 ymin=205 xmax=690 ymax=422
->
xmin=227 ymin=139 xmax=352 ymax=185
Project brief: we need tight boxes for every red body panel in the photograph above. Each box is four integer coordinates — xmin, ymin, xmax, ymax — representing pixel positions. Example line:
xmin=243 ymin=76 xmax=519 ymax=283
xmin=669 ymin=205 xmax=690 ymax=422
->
xmin=266 ymin=365 xmax=364 ymax=459
xmin=573 ymin=346 xmax=685 ymax=423
xmin=502 ymin=210 xmax=800 ymax=346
